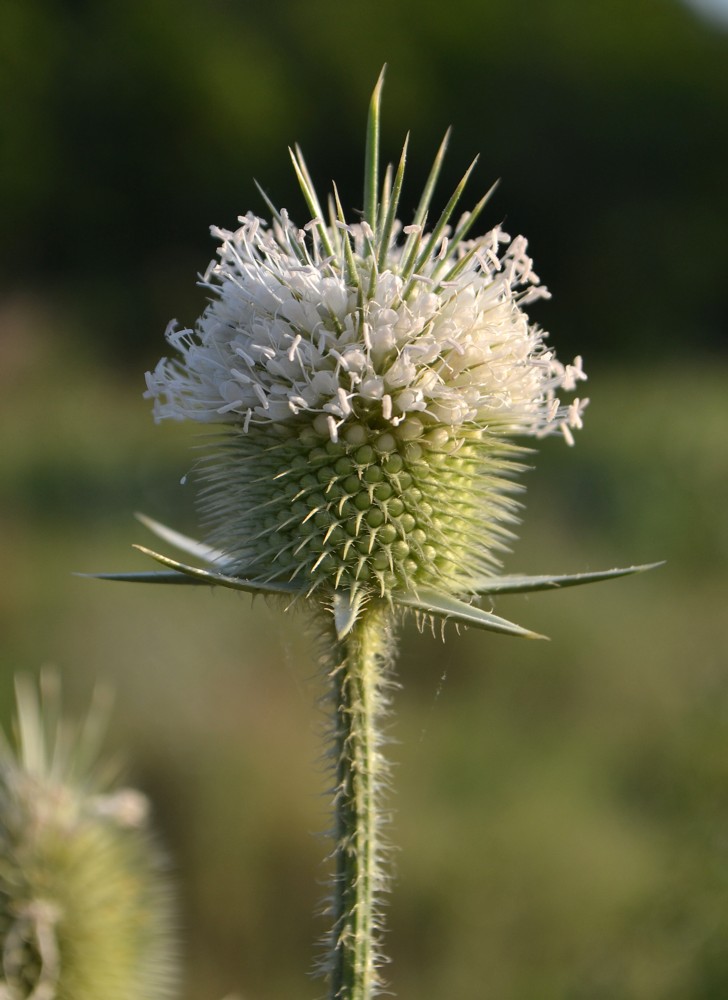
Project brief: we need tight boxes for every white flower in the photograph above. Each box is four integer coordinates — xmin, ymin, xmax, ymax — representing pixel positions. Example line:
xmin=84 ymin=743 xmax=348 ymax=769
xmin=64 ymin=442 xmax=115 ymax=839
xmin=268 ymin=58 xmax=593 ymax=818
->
xmin=146 ymin=214 xmax=587 ymax=447
xmin=143 ymin=120 xmax=588 ymax=603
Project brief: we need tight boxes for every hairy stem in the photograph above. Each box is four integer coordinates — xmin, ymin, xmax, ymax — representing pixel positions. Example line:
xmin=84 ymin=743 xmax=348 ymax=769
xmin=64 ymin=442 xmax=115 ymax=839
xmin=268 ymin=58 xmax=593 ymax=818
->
xmin=320 ymin=601 xmax=395 ymax=1000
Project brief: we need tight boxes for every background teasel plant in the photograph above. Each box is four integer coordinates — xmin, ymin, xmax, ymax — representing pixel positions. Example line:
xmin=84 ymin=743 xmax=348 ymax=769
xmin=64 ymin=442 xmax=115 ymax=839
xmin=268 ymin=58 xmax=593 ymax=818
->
xmin=95 ymin=70 xmax=658 ymax=999
xmin=0 ymin=673 xmax=177 ymax=1000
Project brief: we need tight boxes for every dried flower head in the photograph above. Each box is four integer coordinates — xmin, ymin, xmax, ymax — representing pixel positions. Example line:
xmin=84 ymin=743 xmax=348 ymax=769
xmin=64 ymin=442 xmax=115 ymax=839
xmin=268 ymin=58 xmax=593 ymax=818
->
xmin=139 ymin=73 xmax=599 ymax=636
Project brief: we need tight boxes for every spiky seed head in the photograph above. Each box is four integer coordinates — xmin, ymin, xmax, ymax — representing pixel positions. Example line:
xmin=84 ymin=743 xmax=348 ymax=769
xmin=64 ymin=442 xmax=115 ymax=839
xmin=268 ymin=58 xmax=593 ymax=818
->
xmin=145 ymin=84 xmax=587 ymax=605
xmin=0 ymin=674 xmax=177 ymax=999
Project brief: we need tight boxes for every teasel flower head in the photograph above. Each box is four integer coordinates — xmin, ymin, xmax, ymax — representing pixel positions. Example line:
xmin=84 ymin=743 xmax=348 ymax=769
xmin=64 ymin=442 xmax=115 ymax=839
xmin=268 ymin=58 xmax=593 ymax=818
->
xmin=0 ymin=673 xmax=177 ymax=1000
xmin=134 ymin=72 xmax=654 ymax=641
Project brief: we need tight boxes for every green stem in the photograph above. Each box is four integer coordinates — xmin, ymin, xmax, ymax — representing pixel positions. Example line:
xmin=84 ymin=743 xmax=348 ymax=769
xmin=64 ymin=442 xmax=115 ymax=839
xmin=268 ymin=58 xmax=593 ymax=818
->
xmin=321 ymin=601 xmax=395 ymax=1000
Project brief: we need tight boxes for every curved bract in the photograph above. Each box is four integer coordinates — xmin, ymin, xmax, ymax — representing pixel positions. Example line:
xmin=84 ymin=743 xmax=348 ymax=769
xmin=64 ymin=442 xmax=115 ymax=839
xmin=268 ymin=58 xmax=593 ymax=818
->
xmin=86 ymin=513 xmax=661 ymax=641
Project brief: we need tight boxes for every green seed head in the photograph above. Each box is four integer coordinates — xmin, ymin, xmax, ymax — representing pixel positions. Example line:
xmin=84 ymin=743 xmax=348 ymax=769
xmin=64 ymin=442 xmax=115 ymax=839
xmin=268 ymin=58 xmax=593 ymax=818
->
xmin=0 ymin=676 xmax=177 ymax=999
xmin=202 ymin=416 xmax=524 ymax=601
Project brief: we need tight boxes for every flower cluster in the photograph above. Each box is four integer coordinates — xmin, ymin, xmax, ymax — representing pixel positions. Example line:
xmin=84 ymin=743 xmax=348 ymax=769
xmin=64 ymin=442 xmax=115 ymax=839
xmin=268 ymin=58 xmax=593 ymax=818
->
xmin=144 ymin=121 xmax=587 ymax=607
xmin=148 ymin=215 xmax=586 ymax=444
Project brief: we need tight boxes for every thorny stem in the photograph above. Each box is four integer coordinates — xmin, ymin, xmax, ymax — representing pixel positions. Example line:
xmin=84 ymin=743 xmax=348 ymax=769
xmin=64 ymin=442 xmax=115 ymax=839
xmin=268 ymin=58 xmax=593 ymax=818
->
xmin=320 ymin=601 xmax=395 ymax=1000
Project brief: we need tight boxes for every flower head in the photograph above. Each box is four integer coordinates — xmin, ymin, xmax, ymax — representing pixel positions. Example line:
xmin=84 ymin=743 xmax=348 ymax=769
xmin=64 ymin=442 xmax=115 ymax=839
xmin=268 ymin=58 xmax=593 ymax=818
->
xmin=144 ymin=77 xmax=587 ymax=612
xmin=0 ymin=674 xmax=177 ymax=999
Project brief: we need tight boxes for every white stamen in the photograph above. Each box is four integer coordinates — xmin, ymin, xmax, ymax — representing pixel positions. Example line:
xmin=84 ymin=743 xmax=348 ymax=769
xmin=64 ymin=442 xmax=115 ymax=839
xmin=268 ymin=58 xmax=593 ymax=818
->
xmin=337 ymin=387 xmax=352 ymax=417
xmin=287 ymin=334 xmax=302 ymax=361
xmin=147 ymin=195 xmax=585 ymax=446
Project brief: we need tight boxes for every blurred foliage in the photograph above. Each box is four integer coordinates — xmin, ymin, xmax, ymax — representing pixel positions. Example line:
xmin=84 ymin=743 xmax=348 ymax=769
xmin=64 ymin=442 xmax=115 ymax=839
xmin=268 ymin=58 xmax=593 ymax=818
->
xmin=2 ymin=1 xmax=728 ymax=998
xmin=1 ymin=0 xmax=726 ymax=369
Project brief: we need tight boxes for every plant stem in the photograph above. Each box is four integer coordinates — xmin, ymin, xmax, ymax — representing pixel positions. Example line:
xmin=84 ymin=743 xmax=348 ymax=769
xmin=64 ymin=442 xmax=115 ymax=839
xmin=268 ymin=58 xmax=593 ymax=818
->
xmin=322 ymin=601 xmax=394 ymax=1000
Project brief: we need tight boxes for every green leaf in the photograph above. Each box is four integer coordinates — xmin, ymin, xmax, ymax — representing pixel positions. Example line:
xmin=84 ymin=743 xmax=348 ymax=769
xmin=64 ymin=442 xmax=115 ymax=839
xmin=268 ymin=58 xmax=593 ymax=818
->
xmin=475 ymin=562 xmax=665 ymax=595
xmin=395 ymin=589 xmax=546 ymax=639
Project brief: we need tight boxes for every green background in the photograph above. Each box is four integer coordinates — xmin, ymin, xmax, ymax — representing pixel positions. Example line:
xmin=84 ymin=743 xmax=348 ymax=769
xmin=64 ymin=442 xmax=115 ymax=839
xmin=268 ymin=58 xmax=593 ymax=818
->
xmin=1 ymin=1 xmax=727 ymax=997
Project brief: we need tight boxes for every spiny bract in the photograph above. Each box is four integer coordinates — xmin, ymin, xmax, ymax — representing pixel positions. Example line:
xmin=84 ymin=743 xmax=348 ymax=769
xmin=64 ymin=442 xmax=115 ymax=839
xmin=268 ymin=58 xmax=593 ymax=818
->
xmin=145 ymin=81 xmax=587 ymax=605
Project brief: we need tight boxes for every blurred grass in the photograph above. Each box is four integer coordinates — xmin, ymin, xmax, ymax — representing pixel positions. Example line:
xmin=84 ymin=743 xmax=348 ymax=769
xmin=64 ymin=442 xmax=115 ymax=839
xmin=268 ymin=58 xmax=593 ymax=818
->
xmin=1 ymin=308 xmax=727 ymax=999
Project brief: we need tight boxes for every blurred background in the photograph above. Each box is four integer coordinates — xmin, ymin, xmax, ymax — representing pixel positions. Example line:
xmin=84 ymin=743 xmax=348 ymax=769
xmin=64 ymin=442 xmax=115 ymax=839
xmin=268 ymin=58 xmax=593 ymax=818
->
xmin=1 ymin=0 xmax=727 ymax=997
